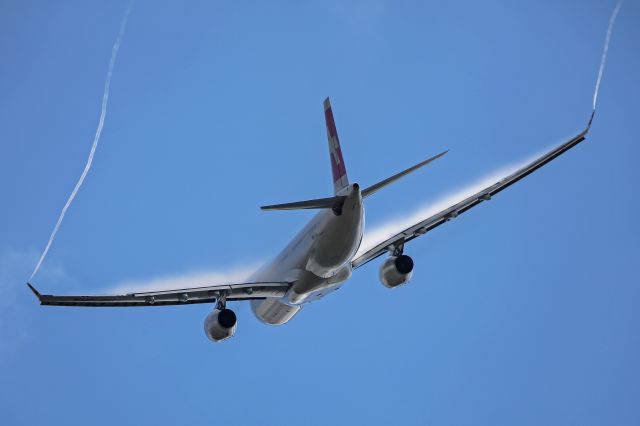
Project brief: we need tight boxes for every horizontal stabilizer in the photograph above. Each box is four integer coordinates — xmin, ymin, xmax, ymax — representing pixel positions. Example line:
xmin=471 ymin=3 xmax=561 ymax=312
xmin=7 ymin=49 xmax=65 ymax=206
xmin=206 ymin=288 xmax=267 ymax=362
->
xmin=261 ymin=195 xmax=347 ymax=211
xmin=362 ymin=150 xmax=448 ymax=198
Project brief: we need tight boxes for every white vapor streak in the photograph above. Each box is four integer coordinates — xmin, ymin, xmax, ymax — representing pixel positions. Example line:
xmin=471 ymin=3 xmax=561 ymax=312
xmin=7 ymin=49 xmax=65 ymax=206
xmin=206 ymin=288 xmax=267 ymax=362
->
xmin=356 ymin=153 xmax=543 ymax=258
xmin=593 ymin=0 xmax=623 ymax=110
xmin=108 ymin=264 xmax=262 ymax=294
xmin=29 ymin=4 xmax=132 ymax=282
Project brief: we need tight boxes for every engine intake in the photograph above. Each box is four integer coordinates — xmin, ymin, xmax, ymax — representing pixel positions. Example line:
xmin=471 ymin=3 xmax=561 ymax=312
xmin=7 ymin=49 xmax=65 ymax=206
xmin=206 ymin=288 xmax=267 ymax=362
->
xmin=379 ymin=255 xmax=414 ymax=288
xmin=204 ymin=308 xmax=237 ymax=342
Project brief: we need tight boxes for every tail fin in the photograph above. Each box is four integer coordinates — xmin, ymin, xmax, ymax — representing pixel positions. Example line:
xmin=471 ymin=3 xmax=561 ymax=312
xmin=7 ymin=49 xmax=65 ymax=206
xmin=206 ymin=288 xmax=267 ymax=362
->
xmin=324 ymin=98 xmax=349 ymax=194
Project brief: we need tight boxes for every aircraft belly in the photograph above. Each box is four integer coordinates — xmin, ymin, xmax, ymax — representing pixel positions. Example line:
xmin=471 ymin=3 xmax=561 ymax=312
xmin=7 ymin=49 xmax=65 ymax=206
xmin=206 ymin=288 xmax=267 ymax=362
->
xmin=286 ymin=264 xmax=352 ymax=304
xmin=307 ymin=228 xmax=358 ymax=276
xmin=251 ymin=298 xmax=301 ymax=325
xmin=250 ymin=184 xmax=363 ymax=325
xmin=306 ymin=196 xmax=363 ymax=278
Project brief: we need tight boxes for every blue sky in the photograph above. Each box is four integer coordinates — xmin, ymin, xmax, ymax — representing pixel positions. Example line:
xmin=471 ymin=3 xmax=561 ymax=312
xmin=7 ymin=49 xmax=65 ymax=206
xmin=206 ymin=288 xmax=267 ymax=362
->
xmin=1 ymin=1 xmax=639 ymax=424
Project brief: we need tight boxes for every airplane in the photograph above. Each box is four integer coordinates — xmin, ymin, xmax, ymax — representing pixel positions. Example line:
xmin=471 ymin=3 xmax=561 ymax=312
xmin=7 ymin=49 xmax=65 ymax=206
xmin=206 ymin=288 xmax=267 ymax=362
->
xmin=27 ymin=98 xmax=595 ymax=342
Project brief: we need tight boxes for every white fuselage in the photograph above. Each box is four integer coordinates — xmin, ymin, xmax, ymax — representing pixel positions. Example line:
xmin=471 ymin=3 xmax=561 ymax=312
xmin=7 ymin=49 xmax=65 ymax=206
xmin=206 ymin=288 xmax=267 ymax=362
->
xmin=250 ymin=183 xmax=364 ymax=325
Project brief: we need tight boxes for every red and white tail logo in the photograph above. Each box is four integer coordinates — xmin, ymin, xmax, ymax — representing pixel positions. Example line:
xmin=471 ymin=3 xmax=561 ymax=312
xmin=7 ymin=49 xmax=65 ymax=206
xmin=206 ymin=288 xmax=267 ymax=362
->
xmin=324 ymin=98 xmax=349 ymax=194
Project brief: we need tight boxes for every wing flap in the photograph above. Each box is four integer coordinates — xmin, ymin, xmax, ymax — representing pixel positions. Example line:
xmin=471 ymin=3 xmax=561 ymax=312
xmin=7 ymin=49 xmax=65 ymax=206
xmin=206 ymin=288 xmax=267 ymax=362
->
xmin=352 ymin=123 xmax=590 ymax=269
xmin=28 ymin=281 xmax=291 ymax=307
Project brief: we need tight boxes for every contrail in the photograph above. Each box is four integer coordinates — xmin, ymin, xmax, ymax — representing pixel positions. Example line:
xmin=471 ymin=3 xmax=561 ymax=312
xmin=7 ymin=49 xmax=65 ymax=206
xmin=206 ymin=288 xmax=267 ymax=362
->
xmin=29 ymin=4 xmax=132 ymax=282
xmin=593 ymin=0 xmax=624 ymax=110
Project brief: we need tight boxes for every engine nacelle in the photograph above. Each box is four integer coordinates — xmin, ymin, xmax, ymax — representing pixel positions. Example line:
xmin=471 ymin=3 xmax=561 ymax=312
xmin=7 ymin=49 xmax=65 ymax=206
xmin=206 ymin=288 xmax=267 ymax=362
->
xmin=204 ymin=308 xmax=237 ymax=342
xmin=379 ymin=255 xmax=414 ymax=288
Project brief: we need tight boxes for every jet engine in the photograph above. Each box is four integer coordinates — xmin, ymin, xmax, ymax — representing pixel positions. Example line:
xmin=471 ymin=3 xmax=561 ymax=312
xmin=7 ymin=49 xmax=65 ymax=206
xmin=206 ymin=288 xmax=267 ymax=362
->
xmin=204 ymin=308 xmax=237 ymax=342
xmin=379 ymin=255 xmax=414 ymax=288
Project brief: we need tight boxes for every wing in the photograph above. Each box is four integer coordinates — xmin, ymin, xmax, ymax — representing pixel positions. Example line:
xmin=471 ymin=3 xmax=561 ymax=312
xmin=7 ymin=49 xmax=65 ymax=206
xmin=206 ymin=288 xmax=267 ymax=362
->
xmin=27 ymin=281 xmax=291 ymax=307
xmin=352 ymin=115 xmax=593 ymax=269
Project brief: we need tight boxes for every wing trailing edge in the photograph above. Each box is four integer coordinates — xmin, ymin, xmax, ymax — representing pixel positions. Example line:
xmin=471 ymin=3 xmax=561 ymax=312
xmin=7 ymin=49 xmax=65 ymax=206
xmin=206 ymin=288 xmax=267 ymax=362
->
xmin=352 ymin=112 xmax=594 ymax=269
xmin=26 ymin=281 xmax=291 ymax=307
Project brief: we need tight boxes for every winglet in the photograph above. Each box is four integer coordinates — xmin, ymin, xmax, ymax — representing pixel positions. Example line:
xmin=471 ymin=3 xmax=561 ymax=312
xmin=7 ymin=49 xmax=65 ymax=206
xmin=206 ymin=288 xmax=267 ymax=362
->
xmin=587 ymin=109 xmax=596 ymax=131
xmin=27 ymin=282 xmax=42 ymax=301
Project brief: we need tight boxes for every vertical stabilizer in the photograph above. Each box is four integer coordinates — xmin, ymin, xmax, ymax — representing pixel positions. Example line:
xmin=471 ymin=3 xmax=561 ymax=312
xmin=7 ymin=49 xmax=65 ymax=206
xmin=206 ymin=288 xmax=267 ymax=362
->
xmin=324 ymin=98 xmax=349 ymax=194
